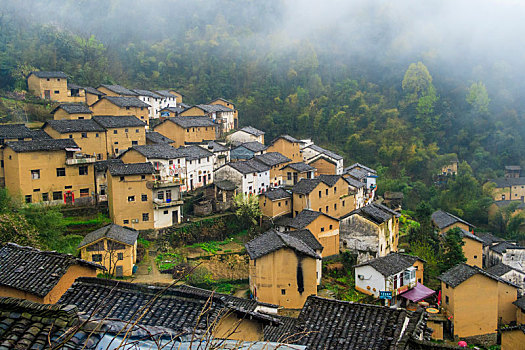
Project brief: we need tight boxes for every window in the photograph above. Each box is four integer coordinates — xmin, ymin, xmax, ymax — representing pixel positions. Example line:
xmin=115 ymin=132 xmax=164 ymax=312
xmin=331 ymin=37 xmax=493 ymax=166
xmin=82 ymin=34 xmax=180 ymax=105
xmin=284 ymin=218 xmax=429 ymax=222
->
xmin=141 ymin=175 xmax=146 ymax=180
xmin=115 ymin=149 xmax=119 ymax=154
xmin=25 ymin=195 xmax=32 ymax=203
xmin=42 ymin=193 xmax=49 ymax=201
xmin=319 ymin=190 xmax=322 ymax=198
xmin=120 ymin=176 xmax=125 ymax=181
xmin=56 ymin=168 xmax=66 ymax=177
xmin=80 ymin=188 xmax=89 ymax=197
xmin=445 ymin=296 xmax=449 ymax=304
xmin=329 ymin=224 xmax=333 ymax=230
xmin=334 ymin=203 xmax=337 ymax=210
xmin=113 ymin=130 xmax=118 ymax=134
xmin=114 ymin=141 xmax=118 ymax=145
xmin=326 ymin=189 xmax=328 ymax=196
xmin=326 ymin=205 xmax=328 ymax=212
xmin=287 ymin=172 xmax=292 ymax=180
xmin=123 ymin=219 xmax=129 ymax=224
xmin=92 ymin=254 xmax=102 ymax=262
xmin=281 ymin=289 xmax=286 ymax=295
xmin=136 ymin=129 xmax=139 ymax=133
xmin=117 ymin=253 xmax=124 ymax=261
xmin=128 ymin=196 xmax=135 ymax=202
xmin=125 ymin=128 xmax=129 ymax=133
xmin=164 ymin=210 xmax=169 ymax=214
xmin=79 ymin=166 xmax=88 ymax=176
xmin=0 ymin=160 xmax=3 ymax=168
xmin=141 ymin=194 xmax=148 ymax=201
xmin=321 ymin=227 xmax=325 ymax=232
xmin=69 ymin=134 xmax=73 ymax=139
xmin=334 ymin=187 xmax=337 ymax=193
xmin=53 ymin=191 xmax=62 ymax=200
xmin=157 ymin=191 xmax=164 ymax=200
xmin=342 ymin=200 xmax=345 ymax=207
xmin=445 ymin=284 xmax=449 ymax=289
xmin=126 ymin=106 xmax=130 ymax=110
xmin=54 ymin=90 xmax=59 ymax=94
xmin=278 ymin=202 xmax=281 ymax=207
xmin=142 ymin=213 xmax=149 ymax=221
xmin=31 ymin=169 xmax=40 ymax=179
xmin=81 ymin=132 xmax=87 ymax=138
xmin=474 ymin=255 xmax=477 ymax=259
xmin=132 ymin=141 xmax=138 ymax=145
xmin=96 ymin=133 xmax=99 ymax=138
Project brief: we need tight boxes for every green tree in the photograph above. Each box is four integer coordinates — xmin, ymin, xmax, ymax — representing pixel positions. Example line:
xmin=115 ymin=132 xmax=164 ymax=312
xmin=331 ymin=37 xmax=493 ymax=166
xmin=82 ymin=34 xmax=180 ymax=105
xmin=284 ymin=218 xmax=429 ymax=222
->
xmin=402 ymin=62 xmax=434 ymax=101
xmin=233 ymin=194 xmax=262 ymax=231
xmin=441 ymin=228 xmax=467 ymax=272
xmin=466 ymin=82 xmax=490 ymax=114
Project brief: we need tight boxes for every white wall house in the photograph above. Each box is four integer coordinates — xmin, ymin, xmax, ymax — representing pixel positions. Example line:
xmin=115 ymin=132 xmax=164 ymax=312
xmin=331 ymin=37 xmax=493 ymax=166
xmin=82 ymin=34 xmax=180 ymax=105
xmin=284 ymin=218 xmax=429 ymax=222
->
xmin=132 ymin=89 xmax=163 ymax=120
xmin=155 ymin=90 xmax=178 ymax=111
xmin=227 ymin=126 xmax=265 ymax=145
xmin=215 ymin=159 xmax=270 ymax=196
xmin=303 ymin=144 xmax=344 ymax=175
xmin=354 ymin=253 xmax=422 ymax=306
xmin=153 ymin=184 xmax=183 ymax=228
xmin=179 ymin=145 xmax=215 ymax=192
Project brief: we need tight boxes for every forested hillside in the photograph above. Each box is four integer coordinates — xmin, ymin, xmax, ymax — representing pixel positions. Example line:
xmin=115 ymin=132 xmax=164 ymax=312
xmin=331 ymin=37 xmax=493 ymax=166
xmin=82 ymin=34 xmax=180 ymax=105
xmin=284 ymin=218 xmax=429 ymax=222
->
xmin=1 ymin=0 xmax=524 ymax=229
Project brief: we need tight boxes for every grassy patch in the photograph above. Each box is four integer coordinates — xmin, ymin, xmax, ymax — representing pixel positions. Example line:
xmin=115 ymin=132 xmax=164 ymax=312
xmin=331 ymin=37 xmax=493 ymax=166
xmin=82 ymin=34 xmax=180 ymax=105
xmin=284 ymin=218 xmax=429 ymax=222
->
xmin=138 ymin=237 xmax=153 ymax=249
xmin=155 ymin=252 xmax=182 ymax=271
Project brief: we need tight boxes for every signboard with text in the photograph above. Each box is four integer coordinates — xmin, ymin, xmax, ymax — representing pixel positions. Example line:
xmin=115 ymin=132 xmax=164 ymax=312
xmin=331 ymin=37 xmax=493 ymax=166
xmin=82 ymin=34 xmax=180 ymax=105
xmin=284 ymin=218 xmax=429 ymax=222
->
xmin=379 ymin=291 xmax=392 ymax=299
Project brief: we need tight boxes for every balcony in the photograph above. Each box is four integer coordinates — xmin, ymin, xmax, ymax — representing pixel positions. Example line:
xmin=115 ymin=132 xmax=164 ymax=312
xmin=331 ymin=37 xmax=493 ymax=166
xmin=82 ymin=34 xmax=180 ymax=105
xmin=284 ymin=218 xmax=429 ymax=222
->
xmin=66 ymin=154 xmax=97 ymax=165
xmin=153 ymin=179 xmax=183 ymax=188
xmin=153 ymin=198 xmax=183 ymax=208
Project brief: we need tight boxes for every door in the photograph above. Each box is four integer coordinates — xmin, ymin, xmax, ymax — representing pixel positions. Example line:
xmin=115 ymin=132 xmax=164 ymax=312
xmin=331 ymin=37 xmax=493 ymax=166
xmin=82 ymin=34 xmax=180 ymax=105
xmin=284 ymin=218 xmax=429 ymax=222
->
xmin=115 ymin=266 xmax=123 ymax=278
xmin=64 ymin=191 xmax=74 ymax=205
xmin=190 ymin=179 xmax=193 ymax=190
xmin=203 ymin=175 xmax=207 ymax=186
xmin=44 ymin=90 xmax=51 ymax=99
xmin=293 ymin=172 xmax=298 ymax=185
xmin=172 ymin=210 xmax=179 ymax=225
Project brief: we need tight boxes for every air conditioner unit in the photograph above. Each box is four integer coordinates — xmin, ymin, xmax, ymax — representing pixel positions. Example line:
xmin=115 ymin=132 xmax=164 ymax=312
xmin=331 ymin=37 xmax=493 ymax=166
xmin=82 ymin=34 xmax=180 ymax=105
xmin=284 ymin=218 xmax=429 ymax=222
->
xmin=131 ymin=219 xmax=139 ymax=223
xmin=358 ymin=275 xmax=364 ymax=280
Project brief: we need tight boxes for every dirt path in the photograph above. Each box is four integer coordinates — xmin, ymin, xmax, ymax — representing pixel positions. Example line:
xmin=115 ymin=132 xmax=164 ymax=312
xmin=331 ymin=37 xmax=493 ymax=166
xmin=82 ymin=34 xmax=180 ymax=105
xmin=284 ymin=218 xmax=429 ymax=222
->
xmin=132 ymin=248 xmax=174 ymax=285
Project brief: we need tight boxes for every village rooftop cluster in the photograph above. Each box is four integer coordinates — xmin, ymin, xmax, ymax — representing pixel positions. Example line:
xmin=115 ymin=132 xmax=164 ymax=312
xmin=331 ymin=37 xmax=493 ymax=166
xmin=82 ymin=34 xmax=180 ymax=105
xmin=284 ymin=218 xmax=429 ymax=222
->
xmin=0 ymin=71 xmax=524 ymax=348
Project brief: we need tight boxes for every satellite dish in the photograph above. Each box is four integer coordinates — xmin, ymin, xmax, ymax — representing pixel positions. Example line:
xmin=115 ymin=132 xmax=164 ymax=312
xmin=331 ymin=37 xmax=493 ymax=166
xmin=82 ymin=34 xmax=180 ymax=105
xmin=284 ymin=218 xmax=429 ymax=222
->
xmin=146 ymin=181 xmax=154 ymax=189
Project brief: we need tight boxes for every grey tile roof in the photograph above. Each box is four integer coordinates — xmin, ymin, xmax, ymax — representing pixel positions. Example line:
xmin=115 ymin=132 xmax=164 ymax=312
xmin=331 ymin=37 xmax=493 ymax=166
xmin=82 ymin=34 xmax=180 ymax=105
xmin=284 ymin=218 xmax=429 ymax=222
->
xmin=305 ymin=144 xmax=343 ymax=160
xmin=92 ymin=115 xmax=146 ymax=128
xmin=52 ymin=103 xmax=92 ymax=114
xmin=499 ymin=324 xmax=525 ymax=335
xmin=0 ymin=243 xmax=102 ymax=297
xmin=161 ymin=116 xmax=216 ymax=128
xmin=245 ymin=229 xmax=321 ymax=260
xmin=354 ymin=252 xmax=421 ymax=277
xmin=98 ymin=84 xmax=138 ymax=96
xmin=286 ymin=229 xmax=323 ymax=252
xmin=155 ymin=90 xmax=174 ymax=98
xmin=271 ymin=134 xmax=303 ymax=144
xmin=344 ymin=162 xmax=377 ymax=174
xmin=239 ymin=126 xmax=265 ymax=137
xmin=457 ymin=228 xmax=484 ymax=243
xmin=131 ymin=89 xmax=162 ymax=98
xmin=208 ymin=97 xmax=235 ymax=106
xmin=262 ymin=188 xmax=291 ymax=201
xmin=505 ymin=165 xmax=522 ymax=171
xmin=341 ymin=203 xmax=400 ymax=223
xmin=489 ymin=177 xmax=525 ymax=187
xmin=290 ymin=295 xmax=427 ymax=349
xmin=475 ymin=232 xmax=505 ymax=246
xmin=226 ymin=159 xmax=270 ymax=174
xmin=214 ymin=179 xmax=237 ymax=191
xmin=78 ymin=224 xmax=139 ymax=248
xmin=45 ymin=119 xmax=105 ymax=133
xmin=146 ymin=131 xmax=174 ymax=144
xmin=195 ymin=104 xmax=233 ymax=113
xmin=486 ymin=263 xmax=523 ymax=277
xmin=489 ymin=241 xmax=525 ymax=254
xmin=513 ymin=295 xmax=525 ymax=311
xmin=59 ymin=277 xmax=278 ymax=335
xmin=291 ymin=178 xmax=321 ymax=194
xmin=254 ymin=152 xmax=291 ymax=167
xmin=494 ymin=200 xmax=525 ymax=209
xmin=431 ymin=210 xmax=473 ymax=230
xmin=202 ymin=140 xmax=228 ymax=152
xmin=161 ymin=106 xmax=185 ymax=114
xmin=102 ymin=96 xmax=150 ymax=108
xmin=30 ymin=71 xmax=67 ymax=79
xmin=178 ymin=145 xmax=213 ymax=161
xmin=318 ymin=174 xmax=341 ymax=187
xmin=0 ymin=124 xmax=35 ymax=140
xmin=67 ymin=83 xmax=83 ymax=90
xmin=30 ymin=129 xmax=51 ymax=140
xmin=438 ymin=263 xmax=519 ymax=288
xmin=344 ymin=176 xmax=366 ymax=188
xmin=84 ymin=86 xmax=105 ymax=96
xmin=236 ymin=141 xmax=268 ymax=153
xmin=281 ymin=162 xmax=315 ymax=173
xmin=264 ymin=315 xmax=299 ymax=343
xmin=345 ymin=167 xmax=369 ymax=181
xmin=94 ymin=158 xmax=123 ymax=172
xmin=288 ymin=209 xmax=337 ymax=229
xmin=108 ymin=162 xmax=154 ymax=176
xmin=125 ymin=144 xmax=185 ymax=160
xmin=179 ymin=102 xmax=190 ymax=109
xmin=6 ymin=138 xmax=79 ymax=153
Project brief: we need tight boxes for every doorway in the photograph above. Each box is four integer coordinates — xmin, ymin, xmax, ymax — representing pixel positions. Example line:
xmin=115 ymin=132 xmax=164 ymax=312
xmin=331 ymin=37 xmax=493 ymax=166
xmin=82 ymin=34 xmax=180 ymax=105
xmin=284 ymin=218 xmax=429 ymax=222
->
xmin=172 ymin=210 xmax=179 ymax=225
